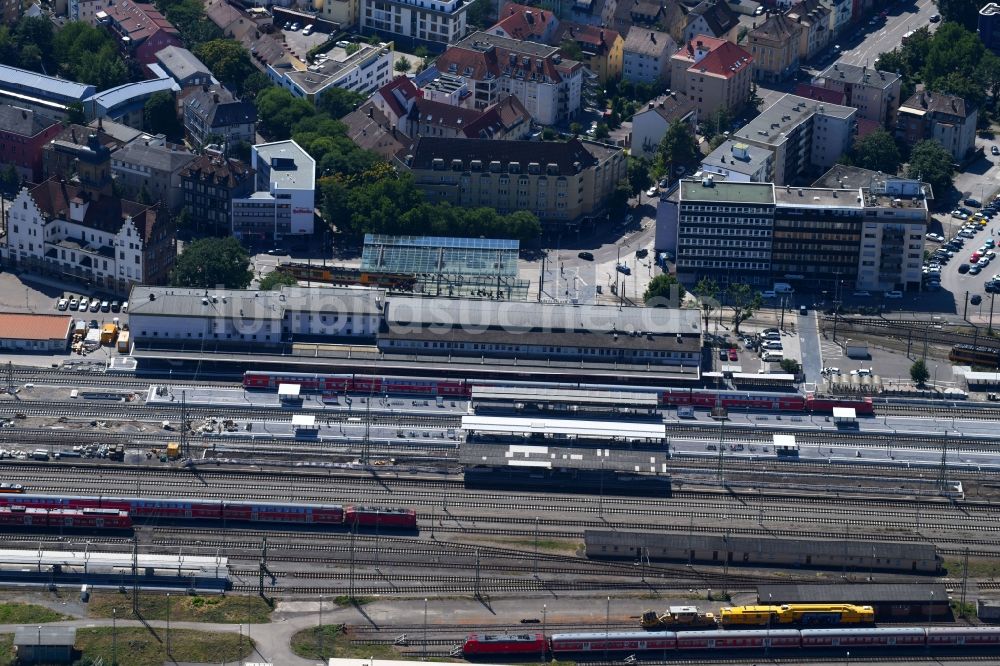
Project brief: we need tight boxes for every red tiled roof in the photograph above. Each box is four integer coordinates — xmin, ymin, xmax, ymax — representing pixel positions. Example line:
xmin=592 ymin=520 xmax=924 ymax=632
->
xmin=28 ymin=177 xmax=158 ymax=241
xmin=436 ymin=38 xmax=573 ymax=85
xmin=856 ymin=117 xmax=881 ymax=140
xmin=680 ymin=36 xmax=751 ymax=78
xmin=491 ymin=3 xmax=557 ymax=40
xmin=0 ymin=314 xmax=71 ymax=341
xmin=462 ymin=94 xmax=530 ymax=138
xmin=552 ymin=22 xmax=621 ymax=51
xmin=794 ymin=83 xmax=846 ymax=105
xmin=105 ymin=0 xmax=179 ymax=44
xmin=377 ymin=76 xmax=420 ymax=120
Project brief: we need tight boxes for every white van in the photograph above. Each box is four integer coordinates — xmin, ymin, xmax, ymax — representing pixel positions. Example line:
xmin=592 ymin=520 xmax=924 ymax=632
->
xmin=762 ymin=351 xmax=784 ymax=362
xmin=773 ymin=282 xmax=794 ymax=294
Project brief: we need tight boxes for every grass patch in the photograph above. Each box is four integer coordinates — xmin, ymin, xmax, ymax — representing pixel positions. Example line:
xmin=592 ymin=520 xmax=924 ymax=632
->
xmin=0 ymin=602 xmax=68 ymax=624
xmin=0 ymin=634 xmax=11 ymax=666
xmin=492 ymin=538 xmax=581 ymax=554
xmin=952 ymin=599 xmax=976 ymax=619
xmin=87 ymin=592 xmax=272 ymax=624
xmin=76 ymin=627 xmax=253 ymax=666
xmin=944 ymin=558 xmax=1000 ymax=578
xmin=292 ymin=624 xmax=423 ymax=660
xmin=333 ymin=595 xmax=374 ymax=607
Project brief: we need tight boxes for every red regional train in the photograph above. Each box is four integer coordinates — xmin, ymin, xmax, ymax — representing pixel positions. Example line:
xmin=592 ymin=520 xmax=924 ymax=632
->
xmin=242 ymin=371 xmax=875 ymax=415
xmin=0 ymin=506 xmax=132 ymax=529
xmin=462 ymin=627 xmax=1000 ymax=658
xmin=0 ymin=494 xmax=417 ymax=529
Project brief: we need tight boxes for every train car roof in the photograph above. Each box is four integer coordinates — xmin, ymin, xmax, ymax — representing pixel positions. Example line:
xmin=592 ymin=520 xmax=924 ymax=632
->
xmin=925 ymin=626 xmax=1000 ymax=634
xmin=800 ymin=628 xmax=926 ymax=636
xmin=11 ymin=494 xmax=345 ymax=511
xmin=467 ymin=633 xmax=543 ymax=641
xmin=678 ymin=630 xmax=800 ymax=639
xmin=551 ymin=632 xmax=677 ymax=640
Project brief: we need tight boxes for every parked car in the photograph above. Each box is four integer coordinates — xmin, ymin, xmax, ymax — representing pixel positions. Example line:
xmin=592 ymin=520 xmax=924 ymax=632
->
xmin=972 ymin=294 xmax=983 ymax=305
xmin=959 ymin=263 xmax=971 ymax=273
xmin=799 ymin=304 xmax=808 ymax=315
xmin=992 ymin=146 xmax=999 ymax=156
xmin=111 ymin=301 xmax=120 ymax=312
xmin=121 ymin=301 xmax=129 ymax=313
xmin=616 ymin=263 xmax=631 ymax=275
xmin=930 ymin=14 xmax=941 ymax=22
xmin=100 ymin=300 xmax=110 ymax=312
xmin=925 ymin=232 xmax=944 ymax=242
xmin=728 ymin=348 xmax=739 ymax=361
xmin=56 ymin=298 xmax=68 ymax=310
xmin=719 ymin=349 xmax=728 ymax=360
xmin=577 ymin=251 xmax=594 ymax=261
xmin=89 ymin=300 xmax=100 ymax=312
xmin=852 ymin=290 xmax=871 ymax=297
xmin=68 ymin=297 xmax=79 ymax=310
xmin=966 ymin=198 xmax=983 ymax=208
xmin=78 ymin=298 xmax=89 ymax=312
xmin=971 ymin=265 xmax=983 ymax=275
xmin=645 ymin=186 xmax=658 ymax=198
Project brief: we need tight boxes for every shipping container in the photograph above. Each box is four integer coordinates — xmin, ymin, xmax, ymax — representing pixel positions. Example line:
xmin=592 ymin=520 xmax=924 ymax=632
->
xmin=100 ymin=323 xmax=118 ymax=345
xmin=117 ymin=331 xmax=130 ymax=353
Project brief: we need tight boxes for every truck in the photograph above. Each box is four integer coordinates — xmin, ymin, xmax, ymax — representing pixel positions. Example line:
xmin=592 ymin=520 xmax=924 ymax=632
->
xmin=117 ymin=330 xmax=130 ymax=353
xmin=845 ymin=339 xmax=870 ymax=359
xmin=166 ymin=442 xmax=180 ymax=459
xmin=641 ymin=606 xmax=716 ymax=630
xmin=100 ymin=323 xmax=118 ymax=345
xmin=108 ymin=444 xmax=125 ymax=461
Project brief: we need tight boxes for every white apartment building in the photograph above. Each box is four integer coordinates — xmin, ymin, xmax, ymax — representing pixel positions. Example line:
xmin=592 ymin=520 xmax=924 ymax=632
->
xmin=361 ymin=0 xmax=470 ymax=48
xmin=434 ymin=32 xmax=584 ymax=125
xmin=731 ymin=93 xmax=856 ymax=186
xmin=814 ymin=63 xmax=902 ymax=125
xmin=231 ymin=141 xmax=316 ymax=243
xmin=270 ymin=42 xmax=394 ymax=104
xmin=622 ymin=27 xmax=675 ymax=85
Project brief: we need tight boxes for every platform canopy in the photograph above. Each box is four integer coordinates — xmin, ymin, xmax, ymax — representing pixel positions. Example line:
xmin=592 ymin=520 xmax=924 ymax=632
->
xmin=832 ymin=407 xmax=856 ymax=420
xmin=773 ymin=434 xmax=798 ymax=451
xmin=278 ymin=383 xmax=301 ymax=398
xmin=291 ymin=414 xmax=316 ymax=428
xmin=461 ymin=414 xmax=665 ymax=439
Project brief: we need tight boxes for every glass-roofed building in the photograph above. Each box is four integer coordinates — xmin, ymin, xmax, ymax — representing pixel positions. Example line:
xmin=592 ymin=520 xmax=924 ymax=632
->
xmin=361 ymin=234 xmax=529 ymax=299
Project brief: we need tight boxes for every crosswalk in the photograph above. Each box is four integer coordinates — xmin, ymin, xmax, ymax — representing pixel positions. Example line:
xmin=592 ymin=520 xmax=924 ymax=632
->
xmin=820 ymin=340 xmax=844 ymax=360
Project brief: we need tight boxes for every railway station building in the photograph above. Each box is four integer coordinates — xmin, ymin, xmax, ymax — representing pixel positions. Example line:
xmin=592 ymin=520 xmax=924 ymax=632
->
xmin=380 ymin=297 xmax=702 ymax=366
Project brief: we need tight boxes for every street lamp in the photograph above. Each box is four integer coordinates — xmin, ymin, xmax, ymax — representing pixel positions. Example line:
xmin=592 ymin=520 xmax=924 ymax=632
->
xmin=166 ymin=592 xmax=171 ymax=655
xmin=423 ymin=598 xmax=428 ymax=659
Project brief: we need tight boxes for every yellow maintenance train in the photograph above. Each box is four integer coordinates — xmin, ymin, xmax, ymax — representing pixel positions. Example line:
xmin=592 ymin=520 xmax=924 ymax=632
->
xmin=719 ymin=604 xmax=875 ymax=627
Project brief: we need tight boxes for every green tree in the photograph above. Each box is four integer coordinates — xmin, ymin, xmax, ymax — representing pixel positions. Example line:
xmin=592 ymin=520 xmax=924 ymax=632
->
xmin=137 ymin=183 xmax=152 ymax=205
xmin=259 ymin=270 xmax=298 ymax=290
xmin=559 ymin=38 xmax=584 ymax=61
xmin=195 ymin=39 xmax=255 ymax=91
xmin=643 ymin=273 xmax=686 ymax=306
xmin=907 ymin=140 xmax=955 ymax=196
xmin=846 ymin=129 xmax=902 ymax=174
xmin=316 ymin=87 xmax=365 ymax=118
xmin=165 ymin=0 xmax=223 ymax=48
xmin=466 ymin=0 xmax=492 ymax=29
xmin=143 ymin=91 xmax=180 ymax=137
xmin=293 ymin=115 xmax=382 ymax=178
xmin=594 ymin=123 xmax=610 ymax=140
xmin=693 ymin=277 xmax=719 ymax=334
xmin=937 ymin=0 xmax=983 ymax=30
xmin=910 ymin=358 xmax=930 ymax=387
xmin=627 ymin=156 xmax=652 ymax=195
xmin=0 ymin=164 xmax=20 ymax=197
xmin=51 ymin=21 xmax=128 ymax=90
xmin=728 ymin=283 xmax=762 ymax=333
xmin=780 ymin=358 xmax=802 ymax=375
xmin=569 ymin=122 xmax=583 ymax=136
xmin=256 ymin=87 xmax=315 ymax=140
xmin=170 ymin=237 xmax=253 ymax=289
xmin=654 ymin=119 xmax=699 ymax=179
xmin=921 ymin=23 xmax=987 ymax=107
xmin=242 ymin=71 xmax=273 ymax=100
xmin=394 ymin=56 xmax=412 ymax=73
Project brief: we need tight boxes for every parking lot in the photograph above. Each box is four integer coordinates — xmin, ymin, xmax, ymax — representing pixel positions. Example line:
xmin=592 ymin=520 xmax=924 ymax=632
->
xmin=922 ymin=198 xmax=1000 ymax=323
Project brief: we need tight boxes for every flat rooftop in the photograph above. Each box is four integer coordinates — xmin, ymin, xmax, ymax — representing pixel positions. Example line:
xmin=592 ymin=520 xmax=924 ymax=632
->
xmin=461 ymin=414 xmax=666 ymax=439
xmin=733 ymin=93 xmax=854 ymax=148
xmin=460 ymin=442 xmax=670 ymax=473
xmin=254 ymin=140 xmax=316 ymax=191
xmin=471 ymin=386 xmax=659 ymax=406
xmin=679 ymin=179 xmax=774 ymax=204
xmin=285 ymin=43 xmax=390 ymax=94
xmin=774 ymin=186 xmax=862 ymax=208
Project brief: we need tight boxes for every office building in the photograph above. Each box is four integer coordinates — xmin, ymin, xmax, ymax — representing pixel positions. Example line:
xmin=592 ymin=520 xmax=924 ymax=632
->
xmin=231 ymin=140 xmax=316 ymax=242
xmin=0 ymin=105 xmax=62 ymax=181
